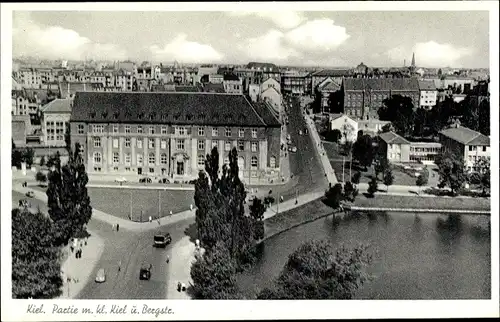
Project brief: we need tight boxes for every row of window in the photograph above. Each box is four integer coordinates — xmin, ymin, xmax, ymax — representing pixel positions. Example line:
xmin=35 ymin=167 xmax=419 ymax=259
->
xmin=92 ymin=152 xmax=266 ymax=169
xmin=81 ymin=124 xmax=259 ymax=138
xmin=46 ymin=121 xmax=67 ymax=141
xmin=92 ymin=137 xmax=261 ymax=152
xmin=410 ymin=147 xmax=442 ymax=153
xmin=468 ymin=145 xmax=488 ymax=152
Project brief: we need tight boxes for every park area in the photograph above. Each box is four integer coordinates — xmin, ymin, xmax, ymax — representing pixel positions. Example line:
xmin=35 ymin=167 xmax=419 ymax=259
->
xmin=323 ymin=141 xmax=423 ymax=186
xmin=87 ymin=187 xmax=194 ymax=222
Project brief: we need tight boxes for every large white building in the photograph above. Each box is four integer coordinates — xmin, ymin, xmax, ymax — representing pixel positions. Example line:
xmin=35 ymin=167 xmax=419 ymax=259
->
xmin=418 ymin=80 xmax=438 ymax=109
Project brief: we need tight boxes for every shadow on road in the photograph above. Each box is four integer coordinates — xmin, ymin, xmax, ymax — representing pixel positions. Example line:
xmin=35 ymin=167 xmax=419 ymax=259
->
xmin=184 ymin=223 xmax=197 ymax=243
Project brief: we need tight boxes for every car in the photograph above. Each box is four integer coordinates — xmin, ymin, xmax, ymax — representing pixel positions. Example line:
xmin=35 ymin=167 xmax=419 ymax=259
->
xmin=25 ymin=191 xmax=34 ymax=198
xmin=139 ymin=264 xmax=152 ymax=280
xmin=115 ymin=177 xmax=128 ymax=184
xmin=139 ymin=177 xmax=152 ymax=183
xmin=158 ymin=178 xmax=170 ymax=184
xmin=95 ymin=268 xmax=106 ymax=283
xmin=286 ymin=134 xmax=291 ymax=141
xmin=154 ymin=232 xmax=172 ymax=248
xmin=291 ymin=146 xmax=297 ymax=153
xmin=298 ymin=130 xmax=303 ymax=135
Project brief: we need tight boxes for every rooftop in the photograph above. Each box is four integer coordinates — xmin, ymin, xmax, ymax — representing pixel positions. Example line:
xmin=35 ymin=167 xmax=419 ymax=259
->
xmin=223 ymin=73 xmax=240 ymax=81
xmin=344 ymin=78 xmax=419 ymax=91
xmin=439 ymin=125 xmax=490 ymax=146
xmin=71 ymin=92 xmax=279 ymax=127
xmin=311 ymin=69 xmax=352 ymax=77
xmin=41 ymin=98 xmax=72 ymax=114
xmin=379 ymin=131 xmax=411 ymax=145
xmin=418 ymin=80 xmax=436 ymax=91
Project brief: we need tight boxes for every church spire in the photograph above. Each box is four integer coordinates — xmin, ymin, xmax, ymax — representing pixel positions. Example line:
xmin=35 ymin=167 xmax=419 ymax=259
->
xmin=411 ymin=52 xmax=416 ymax=67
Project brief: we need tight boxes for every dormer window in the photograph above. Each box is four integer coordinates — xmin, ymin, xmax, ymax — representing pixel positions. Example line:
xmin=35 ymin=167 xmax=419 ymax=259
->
xmin=89 ymin=112 xmax=96 ymax=119
xmin=149 ymin=113 xmax=156 ymax=120
xmin=186 ymin=114 xmax=192 ymax=121
xmin=113 ymin=112 xmax=119 ymax=120
xmin=161 ymin=114 xmax=167 ymax=121
xmin=101 ymin=111 xmax=108 ymax=118
xmin=174 ymin=113 xmax=180 ymax=120
xmin=137 ymin=112 xmax=144 ymax=120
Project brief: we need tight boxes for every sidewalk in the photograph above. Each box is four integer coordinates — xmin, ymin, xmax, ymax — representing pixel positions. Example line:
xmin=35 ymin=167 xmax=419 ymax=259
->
xmin=304 ymin=114 xmax=338 ymax=185
xmin=56 ymin=230 xmax=104 ymax=299
xmin=166 ymin=236 xmax=196 ymax=299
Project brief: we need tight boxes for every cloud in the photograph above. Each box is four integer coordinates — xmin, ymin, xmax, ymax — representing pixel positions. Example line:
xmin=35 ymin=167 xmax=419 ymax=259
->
xmin=387 ymin=41 xmax=475 ymax=67
xmin=240 ymin=19 xmax=350 ymax=62
xmin=284 ymin=19 xmax=350 ymax=52
xmin=12 ymin=12 xmax=127 ymax=61
xmin=228 ymin=11 xmax=305 ymax=29
xmin=241 ymin=30 xmax=300 ymax=61
xmin=149 ymin=34 xmax=223 ymax=63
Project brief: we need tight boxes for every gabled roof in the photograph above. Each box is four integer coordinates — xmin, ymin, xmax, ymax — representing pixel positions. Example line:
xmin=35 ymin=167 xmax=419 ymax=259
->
xmin=41 ymin=98 xmax=72 ymax=114
xmin=439 ymin=126 xmax=490 ymax=146
xmin=311 ymin=69 xmax=352 ymax=77
xmin=71 ymin=92 xmax=272 ymax=127
xmin=202 ymin=83 xmax=225 ymax=93
xmin=252 ymin=102 xmax=281 ymax=127
xmin=418 ymin=80 xmax=436 ymax=90
xmin=320 ymin=81 xmax=341 ymax=92
xmin=379 ymin=131 xmax=410 ymax=145
xmin=261 ymin=86 xmax=280 ymax=96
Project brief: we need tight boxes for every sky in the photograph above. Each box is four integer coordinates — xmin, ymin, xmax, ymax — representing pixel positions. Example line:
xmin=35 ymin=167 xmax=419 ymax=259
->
xmin=12 ymin=10 xmax=490 ymax=68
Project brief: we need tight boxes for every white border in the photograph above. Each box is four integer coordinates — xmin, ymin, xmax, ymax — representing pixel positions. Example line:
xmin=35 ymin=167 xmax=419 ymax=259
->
xmin=1 ymin=2 xmax=499 ymax=321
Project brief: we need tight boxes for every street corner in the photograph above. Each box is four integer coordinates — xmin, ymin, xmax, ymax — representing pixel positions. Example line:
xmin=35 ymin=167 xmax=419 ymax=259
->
xmin=58 ymin=231 xmax=105 ymax=299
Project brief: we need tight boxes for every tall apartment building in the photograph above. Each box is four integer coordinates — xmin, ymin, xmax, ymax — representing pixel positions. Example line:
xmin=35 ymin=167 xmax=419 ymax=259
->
xmin=70 ymin=92 xmax=282 ymax=182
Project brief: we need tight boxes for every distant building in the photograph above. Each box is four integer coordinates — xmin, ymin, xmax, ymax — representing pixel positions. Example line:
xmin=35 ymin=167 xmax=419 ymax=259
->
xmin=328 ymin=114 xmax=358 ymax=143
xmin=260 ymin=86 xmax=282 ymax=116
xmin=439 ymin=124 xmax=490 ymax=172
xmin=378 ymin=131 xmax=411 ymax=163
xmin=223 ymin=74 xmax=243 ymax=94
xmin=40 ymin=98 xmax=72 ymax=147
xmin=209 ymin=74 xmax=224 ymax=85
xmin=260 ymin=77 xmax=281 ymax=94
xmin=409 ymin=142 xmax=442 ymax=164
xmin=309 ymin=69 xmax=351 ymax=95
xmin=418 ymin=80 xmax=437 ymax=109
xmin=357 ymin=119 xmax=391 ymax=136
xmin=316 ymin=77 xmax=342 ymax=113
xmin=342 ymin=78 xmax=420 ymax=120
xmin=248 ymin=84 xmax=260 ymax=102
xmin=280 ymin=70 xmax=309 ymax=95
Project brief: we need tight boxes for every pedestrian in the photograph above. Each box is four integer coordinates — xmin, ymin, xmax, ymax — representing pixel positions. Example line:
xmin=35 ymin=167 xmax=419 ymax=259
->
xmin=118 ymin=261 xmax=121 ymax=272
xmin=181 ymin=283 xmax=186 ymax=292
xmin=149 ymin=216 xmax=152 ymax=223
xmin=169 ymin=210 xmax=173 ymax=217
xmin=190 ymin=204 xmax=193 ymax=211
xmin=280 ymin=196 xmax=284 ymax=203
xmin=166 ymin=256 xmax=170 ymax=264
xmin=75 ymin=250 xmax=78 ymax=259
xmin=177 ymin=282 xmax=182 ymax=292
xmin=128 ymin=214 xmax=131 ymax=221
xmin=116 ymin=223 xmax=119 ymax=231
xmin=157 ymin=218 xmax=161 ymax=225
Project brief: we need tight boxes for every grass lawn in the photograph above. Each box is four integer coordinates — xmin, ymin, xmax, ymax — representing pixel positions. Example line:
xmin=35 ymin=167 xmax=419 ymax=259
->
xmin=264 ymin=199 xmax=332 ymax=239
xmin=88 ymin=188 xmax=194 ymax=222
xmin=353 ymin=193 xmax=491 ymax=211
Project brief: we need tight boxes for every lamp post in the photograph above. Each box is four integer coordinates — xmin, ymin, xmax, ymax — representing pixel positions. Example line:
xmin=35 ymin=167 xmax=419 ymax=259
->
xmin=158 ymin=189 xmax=161 ymax=219
xmin=129 ymin=190 xmax=132 ymax=220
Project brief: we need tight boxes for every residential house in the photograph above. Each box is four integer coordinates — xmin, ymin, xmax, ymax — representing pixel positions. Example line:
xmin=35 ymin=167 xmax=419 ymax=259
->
xmin=209 ymin=74 xmax=224 ymax=85
xmin=280 ymin=70 xmax=309 ymax=95
xmin=41 ymin=98 xmax=72 ymax=147
xmin=439 ymin=123 xmax=490 ymax=172
xmin=378 ymin=131 xmax=411 ymax=163
xmin=223 ymin=74 xmax=243 ymax=94
xmin=261 ymin=77 xmax=281 ymax=94
xmin=328 ymin=114 xmax=358 ymax=143
xmin=409 ymin=142 xmax=442 ymax=164
xmin=418 ymin=80 xmax=438 ymax=109
xmin=70 ymin=91 xmax=282 ymax=183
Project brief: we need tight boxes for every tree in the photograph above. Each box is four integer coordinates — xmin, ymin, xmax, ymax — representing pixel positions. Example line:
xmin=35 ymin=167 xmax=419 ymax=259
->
xmin=378 ymin=95 xmax=415 ymax=137
xmin=435 ymin=150 xmax=467 ymax=196
xmin=367 ymin=177 xmax=378 ymax=197
xmin=374 ymin=156 xmax=389 ymax=180
xmin=351 ymin=171 xmax=361 ymax=185
xmin=64 ymin=126 xmax=71 ymax=152
xmin=46 ymin=143 xmax=92 ymax=246
xmin=475 ymin=157 xmax=490 ymax=196
xmin=352 ymin=135 xmax=375 ymax=171
xmin=325 ymin=183 xmax=343 ymax=209
xmin=249 ymin=198 xmax=266 ymax=241
xmin=36 ymin=171 xmax=47 ymax=186
xmin=383 ymin=169 xmax=394 ymax=192
xmin=12 ymin=149 xmax=23 ymax=169
xmin=194 ymin=147 xmax=261 ymax=267
xmin=327 ymin=91 xmax=344 ymax=114
xmin=343 ymin=181 xmax=358 ymax=202
xmin=190 ymin=242 xmax=240 ymax=299
xmin=415 ymin=168 xmax=429 ymax=195
xmin=12 ymin=208 xmax=62 ymax=299
xmin=257 ymin=240 xmax=372 ymax=299
xmin=22 ymin=148 xmax=35 ymax=168
xmin=380 ymin=123 xmax=392 ymax=133
xmin=325 ymin=129 xmax=342 ymax=143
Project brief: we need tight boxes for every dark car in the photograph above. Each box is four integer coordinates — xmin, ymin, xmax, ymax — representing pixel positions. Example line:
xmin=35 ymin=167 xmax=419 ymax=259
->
xmin=139 ymin=264 xmax=152 ymax=280
xmin=158 ymin=178 xmax=170 ymax=184
xmin=139 ymin=177 xmax=152 ymax=183
xmin=25 ymin=191 xmax=34 ymax=198
xmin=153 ymin=232 xmax=172 ymax=248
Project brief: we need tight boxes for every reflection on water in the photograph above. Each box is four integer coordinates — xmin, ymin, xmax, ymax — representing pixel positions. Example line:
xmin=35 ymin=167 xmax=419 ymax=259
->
xmin=238 ymin=212 xmax=491 ymax=299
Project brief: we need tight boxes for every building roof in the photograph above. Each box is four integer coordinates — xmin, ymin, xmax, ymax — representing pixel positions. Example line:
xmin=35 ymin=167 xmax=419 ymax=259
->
xmin=328 ymin=113 xmax=347 ymax=122
xmin=175 ymin=85 xmax=201 ymax=92
xmin=319 ymin=81 xmax=341 ymax=92
xmin=246 ymin=62 xmax=279 ymax=71
xmin=439 ymin=126 xmax=490 ymax=146
xmin=379 ymin=131 xmax=411 ymax=145
xmin=343 ymin=78 xmax=419 ymax=91
xmin=311 ymin=69 xmax=352 ymax=77
xmin=201 ymin=83 xmax=225 ymax=93
xmin=41 ymin=98 xmax=72 ymax=114
xmin=261 ymin=86 xmax=280 ymax=96
xmin=71 ymin=92 xmax=277 ymax=127
xmin=223 ymin=73 xmax=240 ymax=81
xmin=252 ymin=102 xmax=281 ymax=127
xmin=418 ymin=80 xmax=436 ymax=91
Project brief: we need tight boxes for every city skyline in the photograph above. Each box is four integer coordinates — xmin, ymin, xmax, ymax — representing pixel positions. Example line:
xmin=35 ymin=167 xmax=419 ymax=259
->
xmin=13 ymin=10 xmax=490 ymax=69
